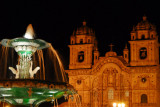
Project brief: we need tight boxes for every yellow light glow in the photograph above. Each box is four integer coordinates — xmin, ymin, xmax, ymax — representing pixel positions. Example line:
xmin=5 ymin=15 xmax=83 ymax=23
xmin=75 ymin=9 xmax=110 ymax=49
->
xmin=118 ymin=103 xmax=122 ymax=107
xmin=122 ymin=103 xmax=125 ymax=107
xmin=113 ymin=103 xmax=117 ymax=107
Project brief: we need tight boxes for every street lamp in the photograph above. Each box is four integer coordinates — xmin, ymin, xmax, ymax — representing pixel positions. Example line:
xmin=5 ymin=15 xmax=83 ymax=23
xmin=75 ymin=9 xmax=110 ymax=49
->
xmin=113 ymin=103 xmax=125 ymax=107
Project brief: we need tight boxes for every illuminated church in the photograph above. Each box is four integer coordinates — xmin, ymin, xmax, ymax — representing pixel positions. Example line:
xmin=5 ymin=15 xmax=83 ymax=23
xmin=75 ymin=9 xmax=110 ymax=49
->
xmin=65 ymin=16 xmax=160 ymax=107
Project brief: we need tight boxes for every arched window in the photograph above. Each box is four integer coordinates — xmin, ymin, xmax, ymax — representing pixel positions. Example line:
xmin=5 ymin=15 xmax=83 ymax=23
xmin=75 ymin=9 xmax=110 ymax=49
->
xmin=88 ymin=39 xmax=91 ymax=43
xmin=96 ymin=56 xmax=97 ymax=59
xmin=139 ymin=47 xmax=147 ymax=59
xmin=108 ymin=89 xmax=114 ymax=100
xmin=141 ymin=94 xmax=147 ymax=103
xmin=80 ymin=39 xmax=83 ymax=44
xmin=141 ymin=35 xmax=145 ymax=39
xmin=125 ymin=54 xmax=127 ymax=58
xmin=71 ymin=40 xmax=74 ymax=44
xmin=125 ymin=91 xmax=129 ymax=97
xmin=78 ymin=51 xmax=84 ymax=62
xmin=151 ymin=34 xmax=153 ymax=39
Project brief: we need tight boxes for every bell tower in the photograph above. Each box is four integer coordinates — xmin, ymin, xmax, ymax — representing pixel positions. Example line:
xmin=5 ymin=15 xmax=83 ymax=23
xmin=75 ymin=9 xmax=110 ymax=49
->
xmin=129 ymin=16 xmax=159 ymax=66
xmin=68 ymin=21 xmax=98 ymax=69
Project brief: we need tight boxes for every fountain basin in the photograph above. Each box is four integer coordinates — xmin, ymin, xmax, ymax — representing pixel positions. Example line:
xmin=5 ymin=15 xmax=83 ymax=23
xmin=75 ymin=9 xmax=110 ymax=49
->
xmin=1 ymin=38 xmax=49 ymax=55
xmin=0 ymin=79 xmax=75 ymax=106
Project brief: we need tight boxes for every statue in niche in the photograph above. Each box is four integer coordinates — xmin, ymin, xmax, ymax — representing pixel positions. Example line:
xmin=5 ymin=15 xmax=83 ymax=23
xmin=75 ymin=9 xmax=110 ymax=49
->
xmin=108 ymin=73 xmax=113 ymax=84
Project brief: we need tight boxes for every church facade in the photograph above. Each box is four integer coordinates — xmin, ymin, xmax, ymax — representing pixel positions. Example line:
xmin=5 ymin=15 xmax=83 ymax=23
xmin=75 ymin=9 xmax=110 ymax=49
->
xmin=65 ymin=16 xmax=160 ymax=107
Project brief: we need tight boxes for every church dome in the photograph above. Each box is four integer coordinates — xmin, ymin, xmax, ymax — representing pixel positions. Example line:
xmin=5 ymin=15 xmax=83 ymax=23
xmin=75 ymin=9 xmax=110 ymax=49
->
xmin=75 ymin=21 xmax=95 ymax=36
xmin=105 ymin=44 xmax=117 ymax=57
xmin=105 ymin=51 xmax=117 ymax=57
xmin=133 ymin=16 xmax=156 ymax=31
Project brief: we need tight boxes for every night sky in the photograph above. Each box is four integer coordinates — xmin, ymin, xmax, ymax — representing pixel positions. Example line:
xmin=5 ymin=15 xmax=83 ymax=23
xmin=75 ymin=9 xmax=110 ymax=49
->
xmin=1 ymin=1 xmax=160 ymax=69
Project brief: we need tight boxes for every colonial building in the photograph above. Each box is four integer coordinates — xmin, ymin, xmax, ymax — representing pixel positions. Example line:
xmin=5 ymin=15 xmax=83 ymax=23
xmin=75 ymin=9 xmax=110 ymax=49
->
xmin=66 ymin=16 xmax=160 ymax=107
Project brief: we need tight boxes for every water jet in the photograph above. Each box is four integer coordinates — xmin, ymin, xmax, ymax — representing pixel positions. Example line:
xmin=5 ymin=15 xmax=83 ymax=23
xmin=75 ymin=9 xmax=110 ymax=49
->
xmin=0 ymin=24 xmax=76 ymax=107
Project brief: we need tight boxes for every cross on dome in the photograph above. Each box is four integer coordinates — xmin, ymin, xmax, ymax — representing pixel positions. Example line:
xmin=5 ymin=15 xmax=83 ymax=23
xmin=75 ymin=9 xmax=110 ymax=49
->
xmin=83 ymin=20 xmax=87 ymax=26
xmin=109 ymin=43 xmax=114 ymax=51
xmin=143 ymin=15 xmax=147 ymax=21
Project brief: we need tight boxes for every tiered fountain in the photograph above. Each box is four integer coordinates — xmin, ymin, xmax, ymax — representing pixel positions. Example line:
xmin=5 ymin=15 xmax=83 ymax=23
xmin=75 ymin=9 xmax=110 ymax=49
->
xmin=0 ymin=24 xmax=76 ymax=107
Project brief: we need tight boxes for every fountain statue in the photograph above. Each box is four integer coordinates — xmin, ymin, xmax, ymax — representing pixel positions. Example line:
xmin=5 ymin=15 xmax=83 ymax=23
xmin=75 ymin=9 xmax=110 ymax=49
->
xmin=1 ymin=24 xmax=49 ymax=79
xmin=0 ymin=24 xmax=77 ymax=107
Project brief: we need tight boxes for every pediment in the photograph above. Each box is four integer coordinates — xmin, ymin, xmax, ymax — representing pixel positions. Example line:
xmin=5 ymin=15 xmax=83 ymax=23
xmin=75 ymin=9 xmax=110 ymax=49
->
xmin=91 ymin=57 xmax=130 ymax=74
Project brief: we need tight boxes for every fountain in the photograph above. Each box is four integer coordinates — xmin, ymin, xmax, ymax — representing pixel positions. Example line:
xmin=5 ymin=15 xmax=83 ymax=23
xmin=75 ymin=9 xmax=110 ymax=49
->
xmin=0 ymin=24 xmax=76 ymax=107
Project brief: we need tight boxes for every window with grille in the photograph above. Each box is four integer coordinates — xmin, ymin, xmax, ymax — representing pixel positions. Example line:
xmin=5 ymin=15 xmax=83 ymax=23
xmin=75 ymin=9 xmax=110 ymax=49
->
xmin=108 ymin=89 xmax=114 ymax=100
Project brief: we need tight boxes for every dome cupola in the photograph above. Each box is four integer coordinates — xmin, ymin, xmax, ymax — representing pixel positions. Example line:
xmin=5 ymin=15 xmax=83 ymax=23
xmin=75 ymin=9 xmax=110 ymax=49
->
xmin=75 ymin=20 xmax=95 ymax=36
xmin=130 ymin=16 xmax=157 ymax=40
xmin=134 ymin=16 xmax=156 ymax=31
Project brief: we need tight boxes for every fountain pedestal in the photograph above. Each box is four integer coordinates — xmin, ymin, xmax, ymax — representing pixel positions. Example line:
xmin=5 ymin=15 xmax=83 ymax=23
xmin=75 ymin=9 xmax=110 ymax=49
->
xmin=0 ymin=24 xmax=76 ymax=106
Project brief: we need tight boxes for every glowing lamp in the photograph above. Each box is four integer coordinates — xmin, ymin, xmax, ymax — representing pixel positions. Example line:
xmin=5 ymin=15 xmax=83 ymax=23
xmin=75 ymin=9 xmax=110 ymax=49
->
xmin=122 ymin=103 xmax=125 ymax=107
xmin=118 ymin=103 xmax=122 ymax=107
xmin=113 ymin=103 xmax=117 ymax=107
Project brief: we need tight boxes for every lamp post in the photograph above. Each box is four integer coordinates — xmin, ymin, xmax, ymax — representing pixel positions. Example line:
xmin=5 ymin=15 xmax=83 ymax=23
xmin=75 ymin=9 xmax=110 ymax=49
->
xmin=113 ymin=103 xmax=125 ymax=107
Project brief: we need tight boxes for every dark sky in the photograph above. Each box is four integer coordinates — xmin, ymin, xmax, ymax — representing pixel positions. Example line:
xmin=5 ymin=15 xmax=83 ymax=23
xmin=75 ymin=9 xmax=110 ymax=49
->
xmin=0 ymin=0 xmax=160 ymax=68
